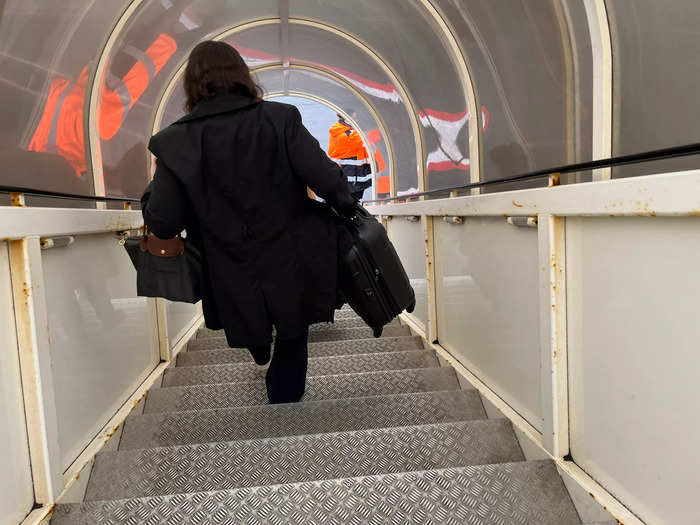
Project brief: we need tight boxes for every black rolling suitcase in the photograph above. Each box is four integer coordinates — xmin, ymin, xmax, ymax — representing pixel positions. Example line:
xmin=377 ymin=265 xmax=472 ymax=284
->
xmin=338 ymin=205 xmax=416 ymax=337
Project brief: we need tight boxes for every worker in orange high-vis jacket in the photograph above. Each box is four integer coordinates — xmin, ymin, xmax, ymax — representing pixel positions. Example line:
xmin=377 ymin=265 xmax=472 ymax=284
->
xmin=328 ymin=113 xmax=372 ymax=200
xmin=28 ymin=33 xmax=177 ymax=177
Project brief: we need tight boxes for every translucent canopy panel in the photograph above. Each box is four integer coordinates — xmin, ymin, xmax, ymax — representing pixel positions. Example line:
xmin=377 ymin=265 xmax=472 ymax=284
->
xmin=158 ymin=22 xmax=415 ymax=194
xmin=289 ymin=0 xmax=473 ymax=191
xmin=283 ymin=23 xmax=419 ymax=194
xmin=157 ymin=24 xmax=283 ymax=129
xmin=270 ymin=96 xmax=339 ymax=154
xmin=284 ymin=69 xmax=391 ymax=188
xmin=8 ymin=0 xmax=698 ymax=203
xmin=159 ymin=64 xmax=391 ymax=198
xmin=433 ymin=0 xmax=594 ymax=190
xmin=95 ymin=0 xmax=278 ymax=197
xmin=607 ymin=0 xmax=700 ymax=178
xmin=0 ymin=0 xmax=130 ymax=196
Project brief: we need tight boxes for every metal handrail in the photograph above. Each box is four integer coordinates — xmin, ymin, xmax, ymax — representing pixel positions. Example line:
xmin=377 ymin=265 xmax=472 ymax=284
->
xmin=365 ymin=142 xmax=700 ymax=204
xmin=4 ymin=142 xmax=700 ymax=206
xmin=0 ymin=185 xmax=141 ymax=204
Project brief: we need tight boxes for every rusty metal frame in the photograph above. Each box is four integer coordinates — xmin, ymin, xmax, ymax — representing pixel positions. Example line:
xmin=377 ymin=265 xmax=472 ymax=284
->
xmin=422 ymin=216 xmax=438 ymax=344
xmin=8 ymin=236 xmax=63 ymax=503
xmin=1 ymin=201 xmax=204 ymax=521
xmin=379 ymin=170 xmax=699 ymax=525
xmin=538 ymin=214 xmax=568 ymax=457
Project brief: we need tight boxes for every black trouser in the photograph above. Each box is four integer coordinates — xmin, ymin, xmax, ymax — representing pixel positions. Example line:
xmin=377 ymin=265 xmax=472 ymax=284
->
xmin=249 ymin=328 xmax=309 ymax=404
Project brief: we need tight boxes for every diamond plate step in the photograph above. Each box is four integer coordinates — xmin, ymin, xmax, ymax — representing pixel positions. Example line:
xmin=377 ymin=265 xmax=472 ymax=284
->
xmin=53 ymin=461 xmax=580 ymax=525
xmin=308 ymin=324 xmax=411 ymax=341
xmin=186 ymin=333 xmax=423 ymax=354
xmin=119 ymin=390 xmax=486 ymax=450
xmin=86 ymin=420 xmax=523 ymax=501
xmin=307 ymin=317 xmax=402 ymax=331
xmin=196 ymin=316 xmax=393 ymax=339
xmin=144 ymin=367 xmax=460 ymax=413
xmin=334 ymin=308 xmax=362 ymax=320
xmin=164 ymin=350 xmax=439 ymax=387
xmin=196 ymin=323 xmax=411 ymax=342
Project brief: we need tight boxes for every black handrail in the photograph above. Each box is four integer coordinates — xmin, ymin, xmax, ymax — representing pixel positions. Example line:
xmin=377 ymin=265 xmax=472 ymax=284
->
xmin=0 ymin=185 xmax=141 ymax=204
xmin=365 ymin=141 xmax=700 ymax=204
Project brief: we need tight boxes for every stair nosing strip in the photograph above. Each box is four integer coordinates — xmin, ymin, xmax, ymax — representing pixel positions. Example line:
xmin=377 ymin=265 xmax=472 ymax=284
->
xmin=63 ymin=460 xmax=559 ymax=507
xmin=168 ymin=349 xmax=437 ymax=373
xmin=127 ymin=389 xmax=481 ymax=421
xmin=98 ymin=418 xmax=510 ymax=459
xmin=156 ymin=366 xmax=458 ymax=391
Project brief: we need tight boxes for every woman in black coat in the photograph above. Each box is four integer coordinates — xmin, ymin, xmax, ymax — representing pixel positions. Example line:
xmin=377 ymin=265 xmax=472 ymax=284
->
xmin=142 ymin=41 xmax=355 ymax=403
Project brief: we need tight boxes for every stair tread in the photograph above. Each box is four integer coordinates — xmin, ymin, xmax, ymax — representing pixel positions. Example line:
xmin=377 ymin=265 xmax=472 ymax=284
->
xmin=119 ymin=390 xmax=486 ymax=450
xmin=308 ymin=324 xmax=411 ymax=341
xmin=197 ymin=324 xmax=412 ymax=342
xmin=196 ymin=316 xmax=387 ymax=339
xmin=54 ymin=460 xmax=580 ymax=525
xmin=86 ymin=420 xmax=523 ymax=501
xmin=185 ymin=334 xmax=423 ymax=356
xmin=164 ymin=350 xmax=439 ymax=387
xmin=145 ymin=367 xmax=461 ymax=413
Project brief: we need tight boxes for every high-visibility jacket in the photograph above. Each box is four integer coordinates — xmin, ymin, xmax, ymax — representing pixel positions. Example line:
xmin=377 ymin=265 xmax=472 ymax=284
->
xmin=328 ymin=122 xmax=368 ymax=161
xmin=366 ymin=128 xmax=386 ymax=172
xmin=28 ymin=33 xmax=177 ymax=176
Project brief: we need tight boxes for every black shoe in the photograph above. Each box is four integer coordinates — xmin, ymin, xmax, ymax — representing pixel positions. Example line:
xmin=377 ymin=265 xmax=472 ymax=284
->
xmin=253 ymin=349 xmax=271 ymax=368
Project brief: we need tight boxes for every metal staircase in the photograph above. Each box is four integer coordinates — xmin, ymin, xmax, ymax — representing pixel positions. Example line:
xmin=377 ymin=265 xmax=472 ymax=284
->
xmin=52 ymin=309 xmax=583 ymax=524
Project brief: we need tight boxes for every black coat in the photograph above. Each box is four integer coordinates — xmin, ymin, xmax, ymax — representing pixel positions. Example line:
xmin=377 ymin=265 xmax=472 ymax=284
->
xmin=143 ymin=94 xmax=355 ymax=347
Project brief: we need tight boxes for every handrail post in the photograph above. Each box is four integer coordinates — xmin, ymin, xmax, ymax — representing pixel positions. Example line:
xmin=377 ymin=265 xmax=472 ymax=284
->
xmin=538 ymin=214 xmax=569 ymax=457
xmin=423 ymin=215 xmax=438 ymax=344
xmin=9 ymin=236 xmax=63 ymax=502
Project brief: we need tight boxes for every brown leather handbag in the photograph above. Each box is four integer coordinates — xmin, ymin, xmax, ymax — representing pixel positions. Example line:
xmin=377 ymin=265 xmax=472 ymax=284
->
xmin=124 ymin=229 xmax=201 ymax=303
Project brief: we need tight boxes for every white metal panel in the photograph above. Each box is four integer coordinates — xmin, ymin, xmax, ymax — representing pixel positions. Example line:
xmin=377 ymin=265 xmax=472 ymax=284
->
xmin=434 ymin=218 xmax=543 ymax=431
xmin=41 ymin=234 xmax=159 ymax=470
xmin=387 ymin=218 xmax=428 ymax=331
xmin=567 ymin=217 xmax=700 ymax=525
xmin=166 ymin=301 xmax=202 ymax=347
xmin=0 ymin=242 xmax=34 ymax=525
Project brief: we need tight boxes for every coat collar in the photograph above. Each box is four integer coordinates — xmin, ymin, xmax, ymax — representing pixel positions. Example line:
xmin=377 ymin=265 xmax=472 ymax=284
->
xmin=175 ymin=94 xmax=260 ymax=124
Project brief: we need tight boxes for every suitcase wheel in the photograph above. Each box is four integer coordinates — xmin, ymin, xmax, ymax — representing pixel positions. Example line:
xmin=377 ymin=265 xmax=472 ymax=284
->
xmin=372 ymin=326 xmax=383 ymax=338
xmin=406 ymin=299 xmax=416 ymax=314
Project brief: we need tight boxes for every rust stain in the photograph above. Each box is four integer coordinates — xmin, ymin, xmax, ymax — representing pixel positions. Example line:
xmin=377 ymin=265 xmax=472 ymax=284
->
xmin=553 ymin=351 xmax=559 ymax=359
xmin=10 ymin=193 xmax=26 ymax=207
xmin=104 ymin=424 xmax=121 ymax=439
xmin=587 ymin=492 xmax=623 ymax=524
xmin=512 ymin=201 xmax=524 ymax=208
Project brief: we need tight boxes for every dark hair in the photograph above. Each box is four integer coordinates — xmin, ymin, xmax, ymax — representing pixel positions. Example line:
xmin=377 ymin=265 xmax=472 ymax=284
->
xmin=184 ymin=41 xmax=262 ymax=112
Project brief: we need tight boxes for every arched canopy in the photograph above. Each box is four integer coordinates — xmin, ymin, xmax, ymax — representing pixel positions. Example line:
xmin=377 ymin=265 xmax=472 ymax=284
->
xmin=2 ymin=1 xmax=700 ymax=200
